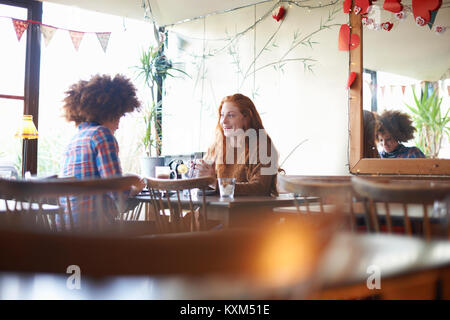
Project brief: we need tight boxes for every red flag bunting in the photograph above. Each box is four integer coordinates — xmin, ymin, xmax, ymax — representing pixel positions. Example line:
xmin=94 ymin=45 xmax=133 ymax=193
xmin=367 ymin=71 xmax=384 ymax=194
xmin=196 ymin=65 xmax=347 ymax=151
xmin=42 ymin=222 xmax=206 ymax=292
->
xmin=12 ymin=19 xmax=29 ymax=41
xmin=401 ymin=85 xmax=406 ymax=95
xmin=69 ymin=31 xmax=84 ymax=51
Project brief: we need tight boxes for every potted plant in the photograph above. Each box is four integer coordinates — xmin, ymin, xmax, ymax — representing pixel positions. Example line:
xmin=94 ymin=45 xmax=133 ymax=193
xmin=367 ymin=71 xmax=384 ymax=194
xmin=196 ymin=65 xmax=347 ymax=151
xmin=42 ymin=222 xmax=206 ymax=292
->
xmin=405 ymin=88 xmax=450 ymax=158
xmin=135 ymin=42 xmax=188 ymax=177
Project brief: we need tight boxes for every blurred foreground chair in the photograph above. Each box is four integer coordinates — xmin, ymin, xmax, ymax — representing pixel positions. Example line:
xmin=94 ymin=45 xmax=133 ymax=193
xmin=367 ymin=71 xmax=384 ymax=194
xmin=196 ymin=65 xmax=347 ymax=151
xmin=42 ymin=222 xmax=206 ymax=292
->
xmin=276 ymin=175 xmax=357 ymax=232
xmin=0 ymin=221 xmax=331 ymax=299
xmin=351 ymin=176 xmax=450 ymax=240
xmin=0 ymin=175 xmax=148 ymax=234
xmin=145 ymin=176 xmax=216 ymax=233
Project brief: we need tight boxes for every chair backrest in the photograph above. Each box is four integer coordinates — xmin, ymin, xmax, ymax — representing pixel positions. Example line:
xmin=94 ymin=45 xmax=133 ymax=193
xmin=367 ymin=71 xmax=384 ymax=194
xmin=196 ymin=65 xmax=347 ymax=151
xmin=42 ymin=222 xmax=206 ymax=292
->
xmin=277 ymin=174 xmax=356 ymax=231
xmin=351 ymin=176 xmax=450 ymax=240
xmin=0 ymin=175 xmax=142 ymax=233
xmin=145 ymin=176 xmax=216 ymax=233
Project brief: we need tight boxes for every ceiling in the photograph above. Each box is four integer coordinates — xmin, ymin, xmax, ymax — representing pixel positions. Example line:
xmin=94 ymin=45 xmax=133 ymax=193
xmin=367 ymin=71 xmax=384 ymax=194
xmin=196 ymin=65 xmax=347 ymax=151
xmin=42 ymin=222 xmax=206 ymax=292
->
xmin=38 ymin=0 xmax=268 ymax=26
xmin=37 ymin=0 xmax=450 ymax=81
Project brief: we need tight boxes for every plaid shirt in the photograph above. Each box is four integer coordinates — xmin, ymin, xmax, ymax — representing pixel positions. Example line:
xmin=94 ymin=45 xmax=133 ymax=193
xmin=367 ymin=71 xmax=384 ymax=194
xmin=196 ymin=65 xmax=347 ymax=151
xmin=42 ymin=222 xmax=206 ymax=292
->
xmin=380 ymin=143 xmax=426 ymax=159
xmin=61 ymin=122 xmax=123 ymax=228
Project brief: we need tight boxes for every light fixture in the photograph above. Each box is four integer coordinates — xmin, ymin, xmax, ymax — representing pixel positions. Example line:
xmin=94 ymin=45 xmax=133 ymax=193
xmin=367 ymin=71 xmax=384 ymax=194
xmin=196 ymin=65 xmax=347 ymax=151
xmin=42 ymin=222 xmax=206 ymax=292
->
xmin=15 ymin=115 xmax=38 ymax=178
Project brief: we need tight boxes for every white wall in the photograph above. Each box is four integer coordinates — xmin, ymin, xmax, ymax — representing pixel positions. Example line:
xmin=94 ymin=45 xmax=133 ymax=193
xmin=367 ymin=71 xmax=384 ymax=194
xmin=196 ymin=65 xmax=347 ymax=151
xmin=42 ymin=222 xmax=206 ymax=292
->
xmin=162 ymin=2 xmax=350 ymax=175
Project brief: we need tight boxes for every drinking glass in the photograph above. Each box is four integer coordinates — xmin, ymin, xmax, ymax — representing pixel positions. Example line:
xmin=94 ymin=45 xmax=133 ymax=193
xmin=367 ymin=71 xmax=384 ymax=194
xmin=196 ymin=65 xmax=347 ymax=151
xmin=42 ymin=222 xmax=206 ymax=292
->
xmin=155 ymin=166 xmax=176 ymax=179
xmin=218 ymin=178 xmax=236 ymax=199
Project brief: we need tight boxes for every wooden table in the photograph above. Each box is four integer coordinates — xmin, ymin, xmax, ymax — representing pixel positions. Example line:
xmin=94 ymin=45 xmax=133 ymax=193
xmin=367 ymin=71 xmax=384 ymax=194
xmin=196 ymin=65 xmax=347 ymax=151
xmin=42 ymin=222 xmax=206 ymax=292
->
xmin=134 ymin=193 xmax=313 ymax=228
xmin=1 ymin=232 xmax=450 ymax=300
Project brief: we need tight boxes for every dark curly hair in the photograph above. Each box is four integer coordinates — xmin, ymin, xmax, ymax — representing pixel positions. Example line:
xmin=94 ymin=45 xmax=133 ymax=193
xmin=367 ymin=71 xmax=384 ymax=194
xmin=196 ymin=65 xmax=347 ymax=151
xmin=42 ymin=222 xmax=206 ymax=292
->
xmin=62 ymin=74 xmax=140 ymax=124
xmin=376 ymin=110 xmax=416 ymax=143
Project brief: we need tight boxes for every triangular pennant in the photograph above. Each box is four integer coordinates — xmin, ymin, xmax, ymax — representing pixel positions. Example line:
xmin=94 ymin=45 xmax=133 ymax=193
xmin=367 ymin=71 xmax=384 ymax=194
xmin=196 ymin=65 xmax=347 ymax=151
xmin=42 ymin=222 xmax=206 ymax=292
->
xmin=69 ymin=31 xmax=84 ymax=51
xmin=389 ymin=85 xmax=394 ymax=94
xmin=447 ymin=85 xmax=450 ymax=96
xmin=40 ymin=25 xmax=57 ymax=47
xmin=401 ymin=85 xmax=406 ymax=95
xmin=12 ymin=19 xmax=29 ymax=42
xmin=96 ymin=32 xmax=111 ymax=53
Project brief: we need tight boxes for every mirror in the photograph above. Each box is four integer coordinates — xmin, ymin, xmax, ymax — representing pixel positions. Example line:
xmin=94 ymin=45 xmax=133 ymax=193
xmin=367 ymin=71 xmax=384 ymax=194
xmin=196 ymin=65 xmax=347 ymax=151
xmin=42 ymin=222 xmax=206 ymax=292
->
xmin=349 ymin=1 xmax=450 ymax=175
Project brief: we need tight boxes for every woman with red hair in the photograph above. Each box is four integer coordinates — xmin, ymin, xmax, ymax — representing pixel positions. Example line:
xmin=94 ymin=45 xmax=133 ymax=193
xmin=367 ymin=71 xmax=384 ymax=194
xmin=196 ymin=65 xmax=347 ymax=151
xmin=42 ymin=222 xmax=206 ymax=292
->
xmin=196 ymin=93 xmax=279 ymax=196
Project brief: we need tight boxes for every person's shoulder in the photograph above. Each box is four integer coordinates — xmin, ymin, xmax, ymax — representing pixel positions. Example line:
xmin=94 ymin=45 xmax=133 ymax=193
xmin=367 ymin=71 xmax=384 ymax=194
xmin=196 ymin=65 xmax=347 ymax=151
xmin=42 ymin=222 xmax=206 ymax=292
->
xmin=407 ymin=146 xmax=426 ymax=158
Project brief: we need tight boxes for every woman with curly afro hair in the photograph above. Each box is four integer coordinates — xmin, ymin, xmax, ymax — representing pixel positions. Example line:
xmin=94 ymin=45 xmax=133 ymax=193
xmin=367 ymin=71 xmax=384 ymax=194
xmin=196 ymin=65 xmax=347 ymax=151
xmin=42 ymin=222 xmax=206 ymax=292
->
xmin=60 ymin=74 xmax=145 ymax=227
xmin=376 ymin=110 xmax=425 ymax=158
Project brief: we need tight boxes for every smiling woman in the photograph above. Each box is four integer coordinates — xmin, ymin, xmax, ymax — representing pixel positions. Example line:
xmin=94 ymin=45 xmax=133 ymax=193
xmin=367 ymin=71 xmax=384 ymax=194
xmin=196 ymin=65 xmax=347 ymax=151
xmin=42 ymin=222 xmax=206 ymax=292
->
xmin=198 ymin=93 xmax=280 ymax=196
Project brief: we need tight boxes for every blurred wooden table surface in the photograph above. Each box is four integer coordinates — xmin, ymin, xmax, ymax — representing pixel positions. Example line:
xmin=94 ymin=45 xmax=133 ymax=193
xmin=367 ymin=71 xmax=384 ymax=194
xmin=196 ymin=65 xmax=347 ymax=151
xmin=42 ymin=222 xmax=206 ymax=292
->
xmin=1 ymin=232 xmax=450 ymax=300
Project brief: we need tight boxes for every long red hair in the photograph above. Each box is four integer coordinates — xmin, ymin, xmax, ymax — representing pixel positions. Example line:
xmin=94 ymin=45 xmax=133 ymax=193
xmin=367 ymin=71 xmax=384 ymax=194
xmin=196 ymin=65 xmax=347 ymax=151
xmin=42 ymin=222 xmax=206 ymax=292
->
xmin=206 ymin=93 xmax=278 ymax=178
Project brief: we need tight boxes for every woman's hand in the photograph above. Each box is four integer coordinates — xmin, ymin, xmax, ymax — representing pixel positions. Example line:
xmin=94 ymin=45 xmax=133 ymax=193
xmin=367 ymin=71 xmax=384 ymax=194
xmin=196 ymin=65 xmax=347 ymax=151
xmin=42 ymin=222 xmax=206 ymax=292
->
xmin=196 ymin=160 xmax=216 ymax=178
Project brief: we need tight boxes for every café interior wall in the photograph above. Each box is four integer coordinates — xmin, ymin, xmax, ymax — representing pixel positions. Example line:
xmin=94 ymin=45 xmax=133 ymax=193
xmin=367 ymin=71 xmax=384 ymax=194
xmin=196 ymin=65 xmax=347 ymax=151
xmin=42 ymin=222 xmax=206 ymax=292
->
xmin=162 ymin=3 xmax=350 ymax=175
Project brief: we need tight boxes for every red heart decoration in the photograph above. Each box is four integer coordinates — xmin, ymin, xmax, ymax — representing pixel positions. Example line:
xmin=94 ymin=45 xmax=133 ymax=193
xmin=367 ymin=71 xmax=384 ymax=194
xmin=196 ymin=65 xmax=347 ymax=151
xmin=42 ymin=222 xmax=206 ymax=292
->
xmin=412 ymin=0 xmax=441 ymax=25
xmin=383 ymin=0 xmax=403 ymax=13
xmin=272 ymin=6 xmax=286 ymax=22
xmin=354 ymin=0 xmax=372 ymax=15
xmin=343 ymin=0 xmax=351 ymax=13
xmin=338 ymin=24 xmax=361 ymax=51
xmin=346 ymin=72 xmax=357 ymax=89
xmin=381 ymin=22 xmax=394 ymax=31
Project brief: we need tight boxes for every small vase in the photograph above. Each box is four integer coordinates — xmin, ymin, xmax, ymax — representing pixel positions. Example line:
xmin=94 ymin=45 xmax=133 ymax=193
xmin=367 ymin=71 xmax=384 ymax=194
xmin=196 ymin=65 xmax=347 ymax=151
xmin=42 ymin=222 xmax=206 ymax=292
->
xmin=140 ymin=156 xmax=165 ymax=178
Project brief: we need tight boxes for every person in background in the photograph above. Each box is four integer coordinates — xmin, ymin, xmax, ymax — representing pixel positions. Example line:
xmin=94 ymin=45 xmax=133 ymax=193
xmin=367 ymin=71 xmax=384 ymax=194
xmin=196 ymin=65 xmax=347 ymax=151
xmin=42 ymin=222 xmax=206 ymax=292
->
xmin=376 ymin=110 xmax=425 ymax=158
xmin=363 ymin=110 xmax=380 ymax=158
xmin=195 ymin=93 xmax=279 ymax=196
xmin=61 ymin=74 xmax=145 ymax=227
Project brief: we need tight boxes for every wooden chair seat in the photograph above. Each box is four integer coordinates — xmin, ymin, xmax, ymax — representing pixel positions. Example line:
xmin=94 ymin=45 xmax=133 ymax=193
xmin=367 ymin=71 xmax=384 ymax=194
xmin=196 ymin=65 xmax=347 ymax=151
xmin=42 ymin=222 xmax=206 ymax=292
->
xmin=351 ymin=176 xmax=450 ymax=240
xmin=0 ymin=175 xmax=143 ymax=234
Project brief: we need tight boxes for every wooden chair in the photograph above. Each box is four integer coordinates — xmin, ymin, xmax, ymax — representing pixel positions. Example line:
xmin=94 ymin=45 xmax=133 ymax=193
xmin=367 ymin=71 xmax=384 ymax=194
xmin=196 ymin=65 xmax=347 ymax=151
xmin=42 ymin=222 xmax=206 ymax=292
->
xmin=0 ymin=174 xmax=143 ymax=233
xmin=351 ymin=176 xmax=450 ymax=240
xmin=276 ymin=174 xmax=357 ymax=232
xmin=145 ymin=176 xmax=216 ymax=233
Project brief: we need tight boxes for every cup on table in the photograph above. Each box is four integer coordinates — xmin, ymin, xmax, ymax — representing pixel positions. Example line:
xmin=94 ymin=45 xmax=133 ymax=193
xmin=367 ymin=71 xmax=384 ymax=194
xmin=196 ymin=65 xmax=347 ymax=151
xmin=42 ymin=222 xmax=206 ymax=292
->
xmin=218 ymin=177 xmax=236 ymax=199
xmin=155 ymin=166 xmax=176 ymax=179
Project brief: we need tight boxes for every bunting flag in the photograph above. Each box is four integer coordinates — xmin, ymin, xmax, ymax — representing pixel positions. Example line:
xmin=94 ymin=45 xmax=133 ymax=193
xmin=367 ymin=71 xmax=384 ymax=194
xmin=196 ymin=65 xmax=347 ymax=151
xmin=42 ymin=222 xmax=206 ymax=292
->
xmin=401 ymin=85 xmax=406 ymax=95
xmin=3 ymin=16 xmax=112 ymax=52
xmin=380 ymin=85 xmax=385 ymax=97
xmin=69 ymin=31 xmax=84 ymax=51
xmin=96 ymin=32 xmax=111 ymax=53
xmin=40 ymin=25 xmax=57 ymax=47
xmin=447 ymin=86 xmax=450 ymax=96
xmin=12 ymin=19 xmax=29 ymax=41
xmin=389 ymin=85 xmax=394 ymax=94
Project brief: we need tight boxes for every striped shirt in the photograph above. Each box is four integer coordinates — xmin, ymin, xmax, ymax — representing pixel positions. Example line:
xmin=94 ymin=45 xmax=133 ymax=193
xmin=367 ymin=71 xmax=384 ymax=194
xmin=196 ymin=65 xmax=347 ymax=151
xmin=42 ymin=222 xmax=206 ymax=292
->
xmin=61 ymin=122 xmax=123 ymax=228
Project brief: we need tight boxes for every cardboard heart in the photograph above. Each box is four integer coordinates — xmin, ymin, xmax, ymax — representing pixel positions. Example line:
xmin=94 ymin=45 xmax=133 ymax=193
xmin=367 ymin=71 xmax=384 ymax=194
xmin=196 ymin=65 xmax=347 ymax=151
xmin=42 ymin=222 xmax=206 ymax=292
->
xmin=346 ymin=72 xmax=357 ymax=89
xmin=343 ymin=0 xmax=351 ymax=13
xmin=383 ymin=0 xmax=403 ymax=13
xmin=338 ymin=24 xmax=360 ymax=51
xmin=412 ymin=0 xmax=441 ymax=25
xmin=355 ymin=0 xmax=372 ymax=15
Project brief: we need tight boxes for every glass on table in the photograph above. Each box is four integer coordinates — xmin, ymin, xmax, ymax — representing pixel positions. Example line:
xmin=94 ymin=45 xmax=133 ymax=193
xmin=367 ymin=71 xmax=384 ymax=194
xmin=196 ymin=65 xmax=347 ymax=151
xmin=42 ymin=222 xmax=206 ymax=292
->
xmin=155 ymin=166 xmax=176 ymax=179
xmin=218 ymin=177 xmax=236 ymax=199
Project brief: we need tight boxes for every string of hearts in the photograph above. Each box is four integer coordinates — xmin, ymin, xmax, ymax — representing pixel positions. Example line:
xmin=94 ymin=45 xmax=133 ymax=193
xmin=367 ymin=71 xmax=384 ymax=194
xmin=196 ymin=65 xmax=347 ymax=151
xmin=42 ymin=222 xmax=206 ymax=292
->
xmin=343 ymin=0 xmax=448 ymax=34
xmin=2 ymin=16 xmax=111 ymax=52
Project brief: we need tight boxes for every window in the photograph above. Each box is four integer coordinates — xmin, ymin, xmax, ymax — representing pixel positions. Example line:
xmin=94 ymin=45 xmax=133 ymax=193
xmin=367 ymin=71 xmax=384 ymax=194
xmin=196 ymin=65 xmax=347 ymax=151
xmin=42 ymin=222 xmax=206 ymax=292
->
xmin=0 ymin=0 xmax=41 ymax=175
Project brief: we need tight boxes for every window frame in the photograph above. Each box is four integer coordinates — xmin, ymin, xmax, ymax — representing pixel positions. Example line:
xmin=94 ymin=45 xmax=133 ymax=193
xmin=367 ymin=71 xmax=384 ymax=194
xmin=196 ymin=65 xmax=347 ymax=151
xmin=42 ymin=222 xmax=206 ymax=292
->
xmin=1 ymin=0 xmax=41 ymax=175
